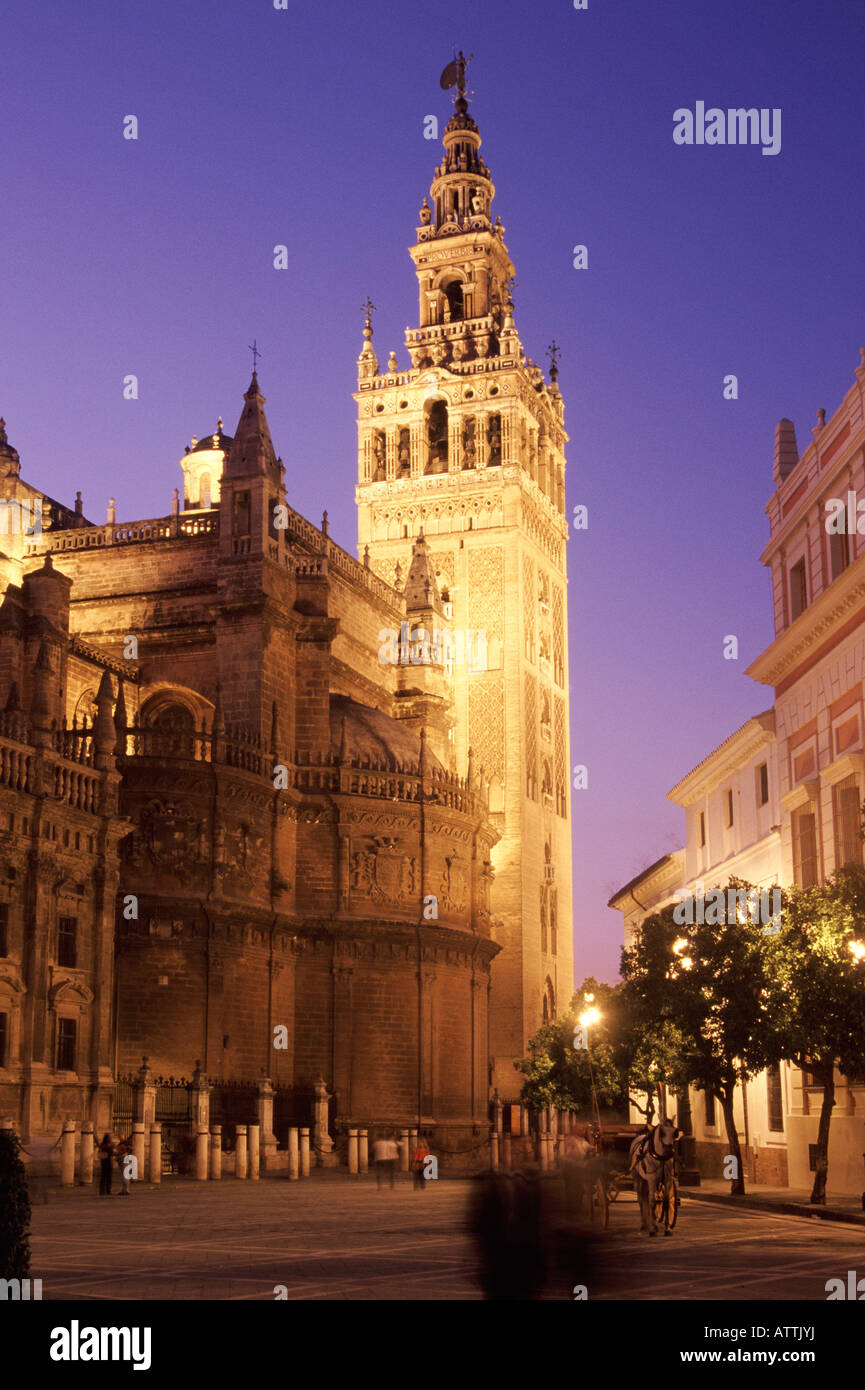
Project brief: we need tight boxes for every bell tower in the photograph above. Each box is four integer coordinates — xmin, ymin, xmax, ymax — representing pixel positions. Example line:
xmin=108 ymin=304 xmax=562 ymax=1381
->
xmin=355 ymin=56 xmax=573 ymax=1099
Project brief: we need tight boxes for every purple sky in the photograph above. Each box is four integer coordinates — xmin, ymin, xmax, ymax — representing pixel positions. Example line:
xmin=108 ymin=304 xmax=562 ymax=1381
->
xmin=2 ymin=0 xmax=864 ymax=986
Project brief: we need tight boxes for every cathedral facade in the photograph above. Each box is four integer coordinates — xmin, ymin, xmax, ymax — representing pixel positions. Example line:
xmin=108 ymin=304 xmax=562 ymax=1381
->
xmin=0 ymin=68 xmax=572 ymax=1156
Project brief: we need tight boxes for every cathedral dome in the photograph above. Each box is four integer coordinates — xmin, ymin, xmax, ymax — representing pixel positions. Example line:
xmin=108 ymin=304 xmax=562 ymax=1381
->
xmin=189 ymin=426 xmax=233 ymax=453
xmin=330 ymin=693 xmax=443 ymax=771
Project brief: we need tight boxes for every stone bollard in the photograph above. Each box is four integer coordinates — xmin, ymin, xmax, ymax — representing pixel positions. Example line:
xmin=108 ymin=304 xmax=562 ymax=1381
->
xmin=399 ymin=1128 xmax=410 ymax=1173
xmin=502 ymin=1131 xmax=512 ymax=1170
xmin=490 ymin=1126 xmax=500 ymax=1171
xmin=288 ymin=1127 xmax=299 ymax=1181
xmin=300 ymin=1127 xmax=310 ymax=1178
xmin=148 ymin=1123 xmax=162 ymax=1184
xmin=358 ymin=1128 xmax=368 ymax=1176
xmin=79 ymin=1123 xmax=94 ymax=1186
xmin=195 ymin=1128 xmax=209 ymax=1181
xmin=408 ymin=1128 xmax=417 ymax=1172
xmin=538 ymin=1127 xmax=549 ymax=1172
xmin=235 ymin=1124 xmax=248 ymax=1179
xmin=248 ymin=1122 xmax=260 ymax=1181
xmin=348 ymin=1128 xmax=359 ymax=1175
xmin=210 ymin=1125 xmax=222 ymax=1180
xmin=60 ymin=1120 xmax=77 ymax=1187
xmin=132 ymin=1122 xmax=146 ymax=1183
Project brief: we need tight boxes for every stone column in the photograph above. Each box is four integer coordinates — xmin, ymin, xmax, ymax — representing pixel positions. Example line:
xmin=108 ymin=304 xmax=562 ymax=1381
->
xmin=256 ymin=1073 xmax=278 ymax=1169
xmin=235 ymin=1124 xmax=248 ymax=1179
xmin=132 ymin=1122 xmax=146 ymax=1182
xmin=521 ymin=1105 xmax=530 ymax=1138
xmin=189 ymin=1062 xmax=211 ymax=1134
xmin=248 ymin=1122 xmax=260 ymax=1180
xmin=312 ymin=1076 xmax=337 ymax=1167
xmin=210 ymin=1125 xmax=222 ymax=1180
xmin=538 ymin=1125 xmax=549 ymax=1171
xmin=358 ymin=1128 xmax=368 ymax=1175
xmin=148 ymin=1123 xmax=162 ymax=1184
xmin=490 ymin=1126 xmax=499 ymax=1171
xmin=133 ymin=1057 xmax=157 ymax=1130
xmin=195 ymin=1128 xmax=209 ymax=1181
xmin=300 ymin=1127 xmax=310 ymax=1178
xmin=60 ymin=1120 xmax=76 ymax=1187
xmin=288 ymin=1127 xmax=299 ymax=1180
xmin=399 ymin=1128 xmax=410 ymax=1172
xmin=79 ymin=1123 xmax=94 ymax=1186
xmin=502 ymin=1131 xmax=512 ymax=1170
xmin=347 ymin=1128 xmax=358 ymax=1175
xmin=492 ymin=1091 xmax=503 ymax=1134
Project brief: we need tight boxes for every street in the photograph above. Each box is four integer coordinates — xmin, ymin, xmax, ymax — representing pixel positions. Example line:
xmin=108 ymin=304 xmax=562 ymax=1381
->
xmin=26 ymin=1176 xmax=865 ymax=1301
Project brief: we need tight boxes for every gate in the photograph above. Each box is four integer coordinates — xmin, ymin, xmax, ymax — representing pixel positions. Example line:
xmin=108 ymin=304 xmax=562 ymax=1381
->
xmin=209 ymin=1081 xmax=257 ymax=1150
xmin=111 ymin=1076 xmax=134 ymax=1141
xmin=155 ymin=1077 xmax=191 ymax=1175
xmin=272 ymin=1084 xmax=314 ymax=1150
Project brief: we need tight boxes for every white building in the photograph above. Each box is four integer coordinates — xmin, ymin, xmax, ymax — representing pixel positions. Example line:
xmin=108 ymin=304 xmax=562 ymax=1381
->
xmin=611 ymin=346 xmax=865 ymax=1195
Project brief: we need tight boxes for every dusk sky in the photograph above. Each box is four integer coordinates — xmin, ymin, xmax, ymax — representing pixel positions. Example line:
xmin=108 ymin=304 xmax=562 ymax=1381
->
xmin=3 ymin=0 xmax=864 ymax=986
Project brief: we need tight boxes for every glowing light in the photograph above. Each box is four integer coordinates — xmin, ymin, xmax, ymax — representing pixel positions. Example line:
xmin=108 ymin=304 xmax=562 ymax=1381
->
xmin=672 ymin=938 xmax=688 ymax=956
xmin=579 ymin=1007 xmax=600 ymax=1027
xmin=848 ymin=938 xmax=865 ymax=962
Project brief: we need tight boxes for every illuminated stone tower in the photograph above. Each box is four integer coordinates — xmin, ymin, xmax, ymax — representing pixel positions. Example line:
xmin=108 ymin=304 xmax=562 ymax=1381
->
xmin=355 ymin=57 xmax=573 ymax=1098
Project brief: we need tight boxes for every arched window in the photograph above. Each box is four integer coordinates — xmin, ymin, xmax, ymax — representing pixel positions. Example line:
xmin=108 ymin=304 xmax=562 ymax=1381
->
xmin=543 ymin=977 xmax=556 ymax=1022
xmin=425 ymin=401 xmax=449 ymax=474
xmin=143 ymin=701 xmax=196 ymax=759
xmin=199 ymin=472 xmax=211 ymax=509
xmin=443 ymin=279 xmax=464 ymax=322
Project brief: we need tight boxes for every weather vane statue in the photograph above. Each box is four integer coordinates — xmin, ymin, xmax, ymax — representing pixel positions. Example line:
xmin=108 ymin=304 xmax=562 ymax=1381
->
xmin=440 ymin=49 xmax=474 ymax=105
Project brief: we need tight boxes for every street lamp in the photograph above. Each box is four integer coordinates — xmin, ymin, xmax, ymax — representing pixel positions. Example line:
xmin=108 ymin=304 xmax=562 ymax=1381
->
xmin=848 ymin=938 xmax=865 ymax=962
xmin=578 ymin=1006 xmax=603 ymax=1142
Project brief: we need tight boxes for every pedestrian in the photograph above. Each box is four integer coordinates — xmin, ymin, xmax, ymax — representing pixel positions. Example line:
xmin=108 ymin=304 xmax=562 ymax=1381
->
xmin=412 ymin=1134 xmax=431 ymax=1190
xmin=115 ymin=1135 xmax=132 ymax=1195
xmin=467 ymin=1166 xmax=548 ymax=1299
xmin=372 ymin=1130 xmax=399 ymax=1190
xmin=98 ymin=1132 xmax=114 ymax=1196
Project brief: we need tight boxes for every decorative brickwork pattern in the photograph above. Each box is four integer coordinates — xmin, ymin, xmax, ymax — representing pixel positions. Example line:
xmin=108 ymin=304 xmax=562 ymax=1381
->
xmin=552 ymin=584 xmax=564 ymax=687
xmin=554 ymin=695 xmax=567 ymax=818
xmin=468 ymin=546 xmax=504 ymax=637
xmin=525 ymin=673 xmax=537 ymax=799
xmin=523 ymin=554 xmax=535 ymax=662
xmin=470 ymin=676 xmax=505 ymax=783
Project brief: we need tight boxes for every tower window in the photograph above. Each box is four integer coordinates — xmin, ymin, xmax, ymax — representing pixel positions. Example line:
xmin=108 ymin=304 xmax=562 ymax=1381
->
xmin=757 ymin=762 xmax=769 ymax=807
xmin=425 ymin=401 xmax=449 ymax=474
xmin=58 ymin=916 xmax=77 ymax=968
xmin=443 ymin=279 xmax=464 ymax=322
xmin=56 ymin=1017 xmax=77 ymax=1072
xmin=789 ymin=557 xmax=808 ymax=621
xmin=830 ymin=519 xmax=849 ymax=581
xmin=487 ymin=414 xmax=502 ymax=466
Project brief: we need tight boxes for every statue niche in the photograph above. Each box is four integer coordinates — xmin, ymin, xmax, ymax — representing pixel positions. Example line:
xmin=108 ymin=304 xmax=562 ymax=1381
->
xmin=372 ymin=430 xmax=387 ymax=481
xmin=462 ymin=417 xmax=477 ymax=470
xmin=487 ymin=413 xmax=502 ymax=466
xmin=397 ymin=428 xmax=411 ymax=478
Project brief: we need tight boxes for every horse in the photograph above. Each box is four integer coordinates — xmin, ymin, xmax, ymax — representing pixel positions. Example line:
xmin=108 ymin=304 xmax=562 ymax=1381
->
xmin=628 ymin=1122 xmax=679 ymax=1236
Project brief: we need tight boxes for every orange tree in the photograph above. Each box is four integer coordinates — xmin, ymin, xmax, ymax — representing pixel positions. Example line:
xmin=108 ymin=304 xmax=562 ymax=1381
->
xmin=763 ymin=865 xmax=865 ymax=1203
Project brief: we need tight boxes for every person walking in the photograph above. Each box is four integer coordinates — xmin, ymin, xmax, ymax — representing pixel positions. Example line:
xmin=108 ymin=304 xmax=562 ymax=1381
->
xmin=372 ymin=1131 xmax=399 ymax=1190
xmin=412 ymin=1134 xmax=430 ymax=1190
xmin=115 ymin=1135 xmax=133 ymax=1195
xmin=98 ymin=1132 xmax=114 ymax=1196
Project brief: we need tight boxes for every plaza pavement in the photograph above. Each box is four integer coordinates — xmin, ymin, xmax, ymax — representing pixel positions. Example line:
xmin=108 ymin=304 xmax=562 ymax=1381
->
xmin=26 ymin=1171 xmax=865 ymax=1301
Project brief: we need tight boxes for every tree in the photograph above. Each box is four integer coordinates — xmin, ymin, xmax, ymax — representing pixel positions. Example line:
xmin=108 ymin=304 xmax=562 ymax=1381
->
xmin=621 ymin=883 xmax=782 ymax=1195
xmin=0 ymin=1129 xmax=31 ymax=1279
xmin=764 ymin=865 xmax=865 ymax=1203
xmin=515 ymin=978 xmax=628 ymax=1118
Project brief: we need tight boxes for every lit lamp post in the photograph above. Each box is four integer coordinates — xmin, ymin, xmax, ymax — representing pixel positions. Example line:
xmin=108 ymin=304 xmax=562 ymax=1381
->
xmin=578 ymin=999 xmax=602 ymax=1144
xmin=669 ymin=938 xmax=701 ymax=1186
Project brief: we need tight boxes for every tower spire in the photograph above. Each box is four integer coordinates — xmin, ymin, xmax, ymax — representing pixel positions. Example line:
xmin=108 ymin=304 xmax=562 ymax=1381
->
xmin=224 ymin=370 xmax=279 ymax=483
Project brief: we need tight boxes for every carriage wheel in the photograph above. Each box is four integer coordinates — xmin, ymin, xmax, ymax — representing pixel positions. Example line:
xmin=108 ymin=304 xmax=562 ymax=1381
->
xmin=593 ymin=1175 xmax=609 ymax=1229
xmin=663 ymin=1175 xmax=679 ymax=1230
xmin=652 ymin=1179 xmax=666 ymax=1225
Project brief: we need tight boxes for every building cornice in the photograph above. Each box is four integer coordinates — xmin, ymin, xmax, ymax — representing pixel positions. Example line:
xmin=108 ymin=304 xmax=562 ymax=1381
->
xmin=667 ymin=711 xmax=775 ymax=805
xmin=745 ymin=552 xmax=865 ymax=689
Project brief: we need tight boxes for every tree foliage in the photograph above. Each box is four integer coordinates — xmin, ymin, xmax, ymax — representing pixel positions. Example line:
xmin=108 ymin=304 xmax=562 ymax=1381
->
xmin=0 ymin=1129 xmax=31 ymax=1279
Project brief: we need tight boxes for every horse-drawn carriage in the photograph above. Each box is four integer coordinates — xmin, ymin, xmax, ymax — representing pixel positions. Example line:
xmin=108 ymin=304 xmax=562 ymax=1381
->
xmin=575 ymin=1123 xmax=680 ymax=1233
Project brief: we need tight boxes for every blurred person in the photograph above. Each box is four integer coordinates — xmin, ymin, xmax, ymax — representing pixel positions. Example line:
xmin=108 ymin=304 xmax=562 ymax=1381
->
xmin=98 ymin=1132 xmax=114 ymax=1196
